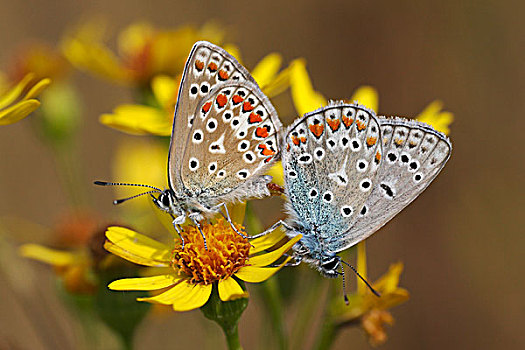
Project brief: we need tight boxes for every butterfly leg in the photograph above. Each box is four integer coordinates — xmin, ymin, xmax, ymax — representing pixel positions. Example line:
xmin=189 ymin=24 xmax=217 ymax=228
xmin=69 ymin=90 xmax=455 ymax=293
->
xmin=247 ymin=220 xmax=293 ymax=239
xmin=170 ymin=214 xmax=186 ymax=249
xmin=188 ymin=214 xmax=208 ymax=250
xmin=213 ymin=202 xmax=249 ymax=239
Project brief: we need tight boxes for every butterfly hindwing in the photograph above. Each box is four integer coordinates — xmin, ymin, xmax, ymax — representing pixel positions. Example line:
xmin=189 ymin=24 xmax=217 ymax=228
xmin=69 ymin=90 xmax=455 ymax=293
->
xmin=330 ymin=117 xmax=452 ymax=252
xmin=180 ymin=81 xmax=282 ymax=206
xmin=283 ymin=103 xmax=382 ymax=245
xmin=168 ymin=41 xmax=256 ymax=195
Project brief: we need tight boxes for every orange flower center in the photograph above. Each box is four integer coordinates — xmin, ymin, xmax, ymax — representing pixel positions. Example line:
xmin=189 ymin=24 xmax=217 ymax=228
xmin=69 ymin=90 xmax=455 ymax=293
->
xmin=171 ymin=219 xmax=251 ymax=285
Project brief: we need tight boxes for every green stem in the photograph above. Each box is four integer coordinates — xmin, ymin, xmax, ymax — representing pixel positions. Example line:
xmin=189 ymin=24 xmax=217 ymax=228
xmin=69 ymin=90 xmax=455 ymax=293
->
xmin=259 ymin=278 xmax=287 ymax=350
xmin=313 ymin=320 xmax=338 ymax=350
xmin=222 ymin=324 xmax=242 ymax=350
xmin=121 ymin=334 xmax=134 ymax=350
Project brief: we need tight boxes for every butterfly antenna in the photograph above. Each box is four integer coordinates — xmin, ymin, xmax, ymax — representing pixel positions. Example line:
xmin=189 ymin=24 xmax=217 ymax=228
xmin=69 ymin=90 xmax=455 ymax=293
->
xmin=94 ymin=181 xmax=163 ymax=192
xmin=113 ymin=190 xmax=160 ymax=205
xmin=341 ymin=259 xmax=381 ymax=297
xmin=341 ymin=265 xmax=349 ymax=305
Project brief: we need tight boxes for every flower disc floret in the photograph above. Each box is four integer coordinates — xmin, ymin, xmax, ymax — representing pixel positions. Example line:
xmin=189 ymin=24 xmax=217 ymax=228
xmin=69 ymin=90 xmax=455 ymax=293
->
xmin=172 ymin=220 xmax=251 ymax=284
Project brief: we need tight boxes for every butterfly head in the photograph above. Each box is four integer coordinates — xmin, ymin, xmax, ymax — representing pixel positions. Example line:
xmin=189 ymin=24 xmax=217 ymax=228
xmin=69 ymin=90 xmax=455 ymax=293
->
xmin=152 ymin=189 xmax=183 ymax=216
xmin=318 ymin=255 xmax=342 ymax=278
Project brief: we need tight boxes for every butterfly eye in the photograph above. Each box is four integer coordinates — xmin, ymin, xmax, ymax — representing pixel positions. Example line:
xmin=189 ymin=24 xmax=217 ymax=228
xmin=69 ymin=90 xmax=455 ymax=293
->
xmin=161 ymin=193 xmax=170 ymax=207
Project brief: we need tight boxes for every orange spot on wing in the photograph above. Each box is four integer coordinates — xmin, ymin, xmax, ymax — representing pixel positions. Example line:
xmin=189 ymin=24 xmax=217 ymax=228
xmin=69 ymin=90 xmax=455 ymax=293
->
xmin=195 ymin=60 xmax=204 ymax=71
xmin=326 ymin=118 xmax=341 ymax=131
xmin=256 ymin=127 xmax=269 ymax=138
xmin=291 ymin=135 xmax=300 ymax=146
xmin=299 ymin=137 xmax=306 ymax=143
xmin=375 ymin=151 xmax=381 ymax=162
xmin=366 ymin=136 xmax=377 ymax=146
xmin=232 ymin=95 xmax=244 ymax=104
xmin=258 ymin=144 xmax=275 ymax=156
xmin=342 ymin=114 xmax=354 ymax=128
xmin=309 ymin=124 xmax=324 ymax=138
xmin=249 ymin=112 xmax=263 ymax=124
xmin=394 ymin=138 xmax=404 ymax=146
xmin=216 ymin=94 xmax=227 ymax=108
xmin=356 ymin=120 xmax=367 ymax=131
xmin=202 ymin=101 xmax=212 ymax=113
xmin=286 ymin=144 xmax=290 ymax=151
xmin=218 ymin=69 xmax=229 ymax=81
xmin=208 ymin=62 xmax=218 ymax=72
xmin=243 ymin=101 xmax=254 ymax=112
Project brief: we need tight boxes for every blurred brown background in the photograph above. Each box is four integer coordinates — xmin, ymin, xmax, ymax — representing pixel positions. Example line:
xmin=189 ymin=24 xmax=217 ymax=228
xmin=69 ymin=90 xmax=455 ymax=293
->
xmin=0 ymin=0 xmax=523 ymax=349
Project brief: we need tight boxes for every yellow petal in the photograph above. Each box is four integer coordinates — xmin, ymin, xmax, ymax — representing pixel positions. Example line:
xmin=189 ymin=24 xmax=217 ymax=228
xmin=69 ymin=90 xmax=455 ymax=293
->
xmin=19 ymin=244 xmax=81 ymax=266
xmin=23 ymin=78 xmax=52 ymax=100
xmin=0 ymin=73 xmax=34 ymax=109
xmin=251 ymin=53 xmax=282 ymax=88
xmin=105 ymin=226 xmax=172 ymax=263
xmin=0 ymin=100 xmax=41 ymax=125
xmin=117 ymin=22 xmax=154 ymax=58
xmin=248 ymin=234 xmax=302 ymax=267
xmin=235 ymin=256 xmax=292 ymax=283
xmin=372 ymin=262 xmax=404 ymax=293
xmin=266 ymin=162 xmax=284 ymax=187
xmin=100 ymin=104 xmax=171 ymax=136
xmin=416 ymin=100 xmax=453 ymax=135
xmin=137 ymin=279 xmax=193 ymax=304
xmin=104 ymin=241 xmax=170 ymax=267
xmin=108 ymin=274 xmax=181 ymax=291
xmin=250 ymin=228 xmax=287 ymax=255
xmin=151 ymin=75 xmax=177 ymax=109
xmin=137 ymin=279 xmax=212 ymax=312
xmin=218 ymin=277 xmax=249 ymax=301
xmin=349 ymin=86 xmax=378 ymax=112
xmin=172 ymin=283 xmax=212 ymax=312
xmin=290 ymin=59 xmax=327 ymax=116
xmin=61 ymin=37 xmax=129 ymax=84
xmin=261 ymin=58 xmax=301 ymax=98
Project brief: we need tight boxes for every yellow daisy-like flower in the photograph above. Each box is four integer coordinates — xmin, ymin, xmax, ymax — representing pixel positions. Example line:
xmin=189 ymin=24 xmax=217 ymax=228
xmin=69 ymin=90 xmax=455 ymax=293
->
xmin=100 ymin=51 xmax=300 ymax=136
xmin=330 ymin=262 xmax=409 ymax=346
xmin=0 ymin=73 xmax=51 ymax=126
xmin=105 ymin=219 xmax=301 ymax=312
xmin=61 ymin=20 xmax=227 ymax=86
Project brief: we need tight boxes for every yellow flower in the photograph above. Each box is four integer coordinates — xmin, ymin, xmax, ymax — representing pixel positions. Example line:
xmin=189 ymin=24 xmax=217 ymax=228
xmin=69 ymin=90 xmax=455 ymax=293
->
xmin=328 ymin=241 xmax=409 ymax=346
xmin=0 ymin=73 xmax=51 ymax=126
xmin=100 ymin=51 xmax=299 ymax=136
xmin=289 ymin=60 xmax=453 ymax=135
xmin=8 ymin=42 xmax=70 ymax=83
xmin=105 ymin=219 xmax=301 ymax=311
xmin=19 ymin=212 xmax=104 ymax=294
xmin=61 ymin=20 xmax=227 ymax=86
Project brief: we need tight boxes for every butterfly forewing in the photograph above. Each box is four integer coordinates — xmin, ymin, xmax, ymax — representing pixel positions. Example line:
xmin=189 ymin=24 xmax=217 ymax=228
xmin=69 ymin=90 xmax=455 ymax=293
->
xmin=283 ymin=103 xmax=382 ymax=242
xmin=168 ymin=41 xmax=256 ymax=194
xmin=180 ymin=81 xmax=282 ymax=201
xmin=330 ymin=118 xmax=452 ymax=252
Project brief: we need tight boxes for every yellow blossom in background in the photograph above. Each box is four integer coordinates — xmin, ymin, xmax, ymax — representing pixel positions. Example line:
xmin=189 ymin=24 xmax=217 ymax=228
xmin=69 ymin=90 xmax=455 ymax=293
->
xmin=105 ymin=219 xmax=301 ymax=311
xmin=61 ymin=19 xmax=228 ymax=86
xmin=330 ymin=262 xmax=409 ymax=346
xmin=100 ymin=51 xmax=301 ymax=136
xmin=0 ymin=73 xmax=51 ymax=126
xmin=288 ymin=59 xmax=453 ymax=134
xmin=8 ymin=42 xmax=70 ymax=83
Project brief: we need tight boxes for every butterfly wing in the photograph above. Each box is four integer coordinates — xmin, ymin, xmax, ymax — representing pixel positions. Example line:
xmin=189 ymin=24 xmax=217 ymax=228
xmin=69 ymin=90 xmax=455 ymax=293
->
xmin=168 ymin=41 xmax=257 ymax=195
xmin=179 ymin=80 xmax=282 ymax=207
xmin=282 ymin=102 xmax=382 ymax=249
xmin=329 ymin=117 xmax=452 ymax=252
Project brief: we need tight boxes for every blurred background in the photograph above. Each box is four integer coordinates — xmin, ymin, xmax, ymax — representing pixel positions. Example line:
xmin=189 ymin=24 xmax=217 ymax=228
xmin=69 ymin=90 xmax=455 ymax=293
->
xmin=0 ymin=0 xmax=522 ymax=349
